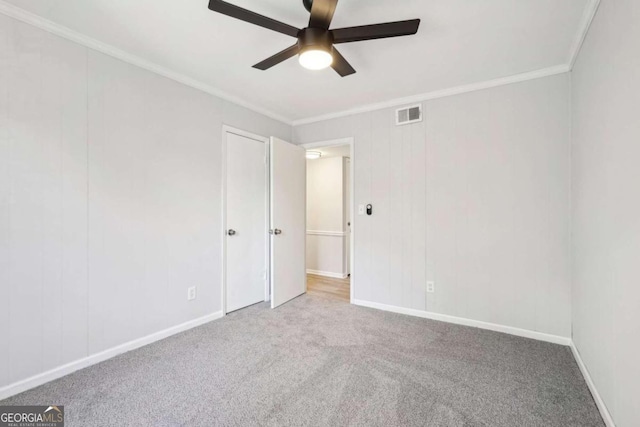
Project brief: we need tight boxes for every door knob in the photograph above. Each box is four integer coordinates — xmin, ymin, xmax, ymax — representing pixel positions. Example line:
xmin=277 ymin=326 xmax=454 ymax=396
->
xmin=270 ymin=229 xmax=282 ymax=235
xmin=227 ymin=229 xmax=236 ymax=236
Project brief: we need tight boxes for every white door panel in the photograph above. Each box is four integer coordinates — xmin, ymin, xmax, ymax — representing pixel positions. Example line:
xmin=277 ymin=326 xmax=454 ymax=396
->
xmin=226 ymin=132 xmax=267 ymax=313
xmin=270 ymin=137 xmax=306 ymax=308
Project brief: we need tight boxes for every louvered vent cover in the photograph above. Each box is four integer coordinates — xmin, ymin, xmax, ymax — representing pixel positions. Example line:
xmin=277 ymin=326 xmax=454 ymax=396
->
xmin=396 ymin=104 xmax=422 ymax=125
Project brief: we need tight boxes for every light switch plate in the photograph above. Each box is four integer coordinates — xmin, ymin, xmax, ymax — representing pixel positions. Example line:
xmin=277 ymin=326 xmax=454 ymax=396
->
xmin=358 ymin=204 xmax=365 ymax=215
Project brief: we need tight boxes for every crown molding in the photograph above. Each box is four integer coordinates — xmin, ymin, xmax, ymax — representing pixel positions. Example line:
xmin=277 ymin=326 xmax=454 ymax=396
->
xmin=568 ymin=0 xmax=601 ymax=69
xmin=1 ymin=0 xmax=597 ymax=128
xmin=0 ymin=1 xmax=293 ymax=125
xmin=291 ymin=64 xmax=570 ymax=126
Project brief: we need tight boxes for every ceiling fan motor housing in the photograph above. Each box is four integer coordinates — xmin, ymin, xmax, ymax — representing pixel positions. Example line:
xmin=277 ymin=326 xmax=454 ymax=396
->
xmin=297 ymin=27 xmax=333 ymax=54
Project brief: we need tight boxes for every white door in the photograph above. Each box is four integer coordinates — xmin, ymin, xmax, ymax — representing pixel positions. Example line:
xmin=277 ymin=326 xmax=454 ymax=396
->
xmin=270 ymin=137 xmax=306 ymax=308
xmin=225 ymin=132 xmax=267 ymax=313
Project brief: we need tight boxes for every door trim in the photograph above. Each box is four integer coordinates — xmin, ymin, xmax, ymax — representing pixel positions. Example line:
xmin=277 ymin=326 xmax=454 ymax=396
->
xmin=221 ymin=125 xmax=270 ymax=316
xmin=301 ymin=137 xmax=355 ymax=303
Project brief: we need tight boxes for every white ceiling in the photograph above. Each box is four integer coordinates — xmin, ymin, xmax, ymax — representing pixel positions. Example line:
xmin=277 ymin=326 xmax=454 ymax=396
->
xmin=2 ymin=0 xmax=590 ymax=122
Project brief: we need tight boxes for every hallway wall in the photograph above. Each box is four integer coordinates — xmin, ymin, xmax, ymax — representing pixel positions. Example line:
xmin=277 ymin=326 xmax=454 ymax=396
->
xmin=306 ymin=156 xmax=348 ymax=277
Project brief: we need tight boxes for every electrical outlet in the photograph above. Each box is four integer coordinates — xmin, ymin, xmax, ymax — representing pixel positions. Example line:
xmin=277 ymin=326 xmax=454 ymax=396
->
xmin=426 ymin=281 xmax=435 ymax=293
xmin=187 ymin=286 xmax=197 ymax=301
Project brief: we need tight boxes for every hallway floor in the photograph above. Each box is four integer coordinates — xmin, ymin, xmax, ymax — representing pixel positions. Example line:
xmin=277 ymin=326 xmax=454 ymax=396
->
xmin=307 ymin=273 xmax=350 ymax=302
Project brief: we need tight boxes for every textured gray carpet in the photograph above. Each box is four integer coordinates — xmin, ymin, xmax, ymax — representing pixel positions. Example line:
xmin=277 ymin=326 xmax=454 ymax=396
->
xmin=1 ymin=294 xmax=603 ymax=426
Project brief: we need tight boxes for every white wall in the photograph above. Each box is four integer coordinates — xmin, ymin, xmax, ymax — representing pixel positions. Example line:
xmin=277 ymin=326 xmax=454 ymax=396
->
xmin=571 ymin=1 xmax=640 ymax=426
xmin=306 ymin=157 xmax=346 ymax=276
xmin=0 ymin=14 xmax=290 ymax=390
xmin=294 ymin=73 xmax=572 ymax=338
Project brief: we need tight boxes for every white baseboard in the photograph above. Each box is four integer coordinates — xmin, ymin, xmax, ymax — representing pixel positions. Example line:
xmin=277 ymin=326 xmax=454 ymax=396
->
xmin=352 ymin=299 xmax=571 ymax=346
xmin=0 ymin=311 xmax=223 ymax=401
xmin=570 ymin=341 xmax=615 ymax=426
xmin=306 ymin=269 xmax=348 ymax=279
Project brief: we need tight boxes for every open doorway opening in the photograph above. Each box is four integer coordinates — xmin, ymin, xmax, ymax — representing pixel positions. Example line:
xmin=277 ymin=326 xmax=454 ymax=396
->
xmin=302 ymin=139 xmax=354 ymax=303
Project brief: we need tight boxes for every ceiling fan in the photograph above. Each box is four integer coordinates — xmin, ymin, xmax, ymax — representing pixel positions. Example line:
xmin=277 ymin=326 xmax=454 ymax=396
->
xmin=208 ymin=0 xmax=421 ymax=77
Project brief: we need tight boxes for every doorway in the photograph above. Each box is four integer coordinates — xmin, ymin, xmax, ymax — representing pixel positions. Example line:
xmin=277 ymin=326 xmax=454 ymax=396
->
xmin=302 ymin=138 xmax=354 ymax=303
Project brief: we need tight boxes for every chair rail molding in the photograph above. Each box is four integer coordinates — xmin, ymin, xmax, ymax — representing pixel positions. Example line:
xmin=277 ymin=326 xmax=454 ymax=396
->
xmin=306 ymin=230 xmax=347 ymax=237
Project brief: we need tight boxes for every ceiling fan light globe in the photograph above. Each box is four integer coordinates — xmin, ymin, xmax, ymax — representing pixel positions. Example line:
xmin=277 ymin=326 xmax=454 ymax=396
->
xmin=299 ymin=49 xmax=333 ymax=70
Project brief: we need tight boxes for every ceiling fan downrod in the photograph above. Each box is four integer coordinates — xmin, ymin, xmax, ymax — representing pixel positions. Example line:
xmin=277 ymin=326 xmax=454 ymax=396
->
xmin=303 ymin=0 xmax=313 ymax=13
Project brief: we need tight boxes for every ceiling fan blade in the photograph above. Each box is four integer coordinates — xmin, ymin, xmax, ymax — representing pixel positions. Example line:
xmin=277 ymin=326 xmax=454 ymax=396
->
xmin=253 ymin=44 xmax=301 ymax=70
xmin=331 ymin=19 xmax=420 ymax=44
xmin=208 ymin=0 xmax=300 ymax=38
xmin=331 ymin=48 xmax=356 ymax=77
xmin=309 ymin=0 xmax=338 ymax=30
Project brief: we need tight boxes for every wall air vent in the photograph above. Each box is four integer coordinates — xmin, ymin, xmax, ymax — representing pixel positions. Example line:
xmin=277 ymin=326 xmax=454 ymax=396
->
xmin=396 ymin=104 xmax=422 ymax=126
